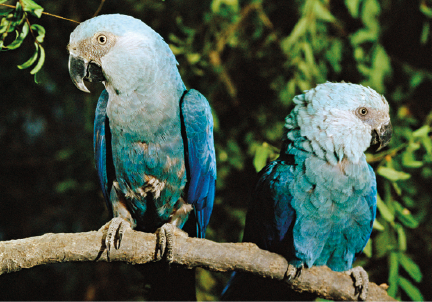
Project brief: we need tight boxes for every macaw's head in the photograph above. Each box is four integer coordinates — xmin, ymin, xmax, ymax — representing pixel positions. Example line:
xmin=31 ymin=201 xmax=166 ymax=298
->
xmin=284 ymin=82 xmax=392 ymax=164
xmin=67 ymin=14 xmax=177 ymax=95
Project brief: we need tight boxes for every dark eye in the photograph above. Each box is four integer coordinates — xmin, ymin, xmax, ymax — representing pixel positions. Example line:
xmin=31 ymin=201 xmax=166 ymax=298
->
xmin=358 ymin=107 xmax=368 ymax=116
xmin=97 ymin=34 xmax=107 ymax=45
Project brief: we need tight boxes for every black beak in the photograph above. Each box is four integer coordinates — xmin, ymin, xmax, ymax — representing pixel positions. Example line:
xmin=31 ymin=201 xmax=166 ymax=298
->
xmin=371 ymin=120 xmax=392 ymax=151
xmin=68 ymin=55 xmax=106 ymax=93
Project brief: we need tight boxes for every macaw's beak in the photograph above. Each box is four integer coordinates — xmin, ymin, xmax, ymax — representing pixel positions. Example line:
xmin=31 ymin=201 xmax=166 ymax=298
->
xmin=68 ymin=54 xmax=105 ymax=93
xmin=371 ymin=120 xmax=392 ymax=151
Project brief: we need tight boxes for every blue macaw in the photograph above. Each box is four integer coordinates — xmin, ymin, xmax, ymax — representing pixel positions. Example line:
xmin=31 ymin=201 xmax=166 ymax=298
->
xmin=221 ymin=82 xmax=392 ymax=301
xmin=67 ymin=14 xmax=216 ymax=300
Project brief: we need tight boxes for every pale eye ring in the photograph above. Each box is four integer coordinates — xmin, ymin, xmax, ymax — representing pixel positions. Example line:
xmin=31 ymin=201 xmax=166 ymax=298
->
xmin=97 ymin=34 xmax=107 ymax=45
xmin=358 ymin=107 xmax=368 ymax=116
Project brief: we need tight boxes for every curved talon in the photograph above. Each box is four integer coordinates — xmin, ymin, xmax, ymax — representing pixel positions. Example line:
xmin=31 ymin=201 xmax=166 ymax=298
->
xmin=156 ymin=223 xmax=176 ymax=263
xmin=105 ymin=217 xmax=131 ymax=254
xmin=345 ymin=266 xmax=369 ymax=301
xmin=285 ymin=263 xmax=303 ymax=281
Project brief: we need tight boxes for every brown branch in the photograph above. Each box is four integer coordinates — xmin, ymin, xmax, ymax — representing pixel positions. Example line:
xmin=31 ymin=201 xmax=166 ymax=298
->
xmin=0 ymin=227 xmax=395 ymax=301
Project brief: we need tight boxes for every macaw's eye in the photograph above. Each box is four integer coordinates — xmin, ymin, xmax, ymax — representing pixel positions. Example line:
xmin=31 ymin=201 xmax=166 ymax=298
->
xmin=97 ymin=34 xmax=107 ymax=45
xmin=358 ymin=107 xmax=368 ymax=116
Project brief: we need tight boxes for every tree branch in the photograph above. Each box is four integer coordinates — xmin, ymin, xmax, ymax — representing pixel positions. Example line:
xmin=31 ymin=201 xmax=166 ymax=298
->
xmin=0 ymin=227 xmax=395 ymax=301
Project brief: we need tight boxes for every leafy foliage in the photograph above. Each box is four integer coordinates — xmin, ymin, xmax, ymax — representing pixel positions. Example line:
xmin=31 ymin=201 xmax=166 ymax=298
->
xmin=0 ymin=0 xmax=45 ymax=81
xmin=1 ymin=0 xmax=432 ymax=301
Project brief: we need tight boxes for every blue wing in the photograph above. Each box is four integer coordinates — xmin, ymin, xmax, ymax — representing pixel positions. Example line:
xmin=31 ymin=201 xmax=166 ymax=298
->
xmin=93 ymin=89 xmax=115 ymax=216
xmin=242 ymin=157 xmax=296 ymax=255
xmin=355 ymin=164 xmax=377 ymax=257
xmin=180 ymin=89 xmax=217 ymax=239
xmin=222 ymin=156 xmax=300 ymax=300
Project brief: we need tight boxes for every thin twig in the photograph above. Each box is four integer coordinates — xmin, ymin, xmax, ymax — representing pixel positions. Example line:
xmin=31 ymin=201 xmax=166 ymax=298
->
xmin=0 ymin=3 xmax=80 ymax=24
xmin=93 ymin=0 xmax=106 ymax=17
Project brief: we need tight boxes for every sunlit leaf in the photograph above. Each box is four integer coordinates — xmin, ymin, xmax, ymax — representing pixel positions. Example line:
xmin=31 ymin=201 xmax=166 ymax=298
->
xmin=394 ymin=223 xmax=406 ymax=251
xmin=281 ymin=17 xmax=308 ymax=52
xmin=17 ymin=42 xmax=39 ymax=69
xmin=313 ymin=0 xmax=334 ymax=22
xmin=420 ymin=1 xmax=432 ymax=18
xmin=394 ymin=201 xmax=419 ymax=228
xmin=402 ymin=150 xmax=423 ymax=168
xmin=376 ymin=194 xmax=394 ymax=222
xmin=345 ymin=0 xmax=362 ymax=18
xmin=363 ymin=238 xmax=372 ymax=257
xmin=21 ymin=0 xmax=44 ymax=18
xmin=253 ymin=142 xmax=270 ymax=172
xmin=377 ymin=167 xmax=411 ymax=181
xmin=412 ymin=125 xmax=430 ymax=137
xmin=398 ymin=277 xmax=424 ymax=301
xmin=4 ymin=22 xmax=29 ymax=50
xmin=372 ymin=219 xmax=385 ymax=231
xmin=399 ymin=253 xmax=423 ymax=282
xmin=30 ymin=43 xmax=44 ymax=75
xmin=31 ymin=23 xmax=45 ymax=43
xmin=387 ymin=252 xmax=399 ymax=297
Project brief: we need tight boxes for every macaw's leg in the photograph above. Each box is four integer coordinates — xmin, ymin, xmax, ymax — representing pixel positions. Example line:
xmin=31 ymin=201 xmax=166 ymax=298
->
xmin=285 ymin=262 xmax=304 ymax=281
xmin=100 ymin=185 xmax=134 ymax=254
xmin=345 ymin=266 xmax=369 ymax=301
xmin=155 ymin=223 xmax=189 ymax=263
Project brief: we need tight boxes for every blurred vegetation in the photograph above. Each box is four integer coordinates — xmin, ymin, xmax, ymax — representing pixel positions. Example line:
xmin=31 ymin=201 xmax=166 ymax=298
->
xmin=1 ymin=0 xmax=432 ymax=300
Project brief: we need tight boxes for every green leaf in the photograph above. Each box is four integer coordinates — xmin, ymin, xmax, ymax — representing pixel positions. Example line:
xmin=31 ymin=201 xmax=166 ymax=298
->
xmin=363 ymin=238 xmax=372 ymax=257
xmin=17 ymin=42 xmax=39 ymax=69
xmin=393 ymin=201 xmax=419 ymax=228
xmin=281 ymin=17 xmax=308 ymax=52
xmin=412 ymin=125 xmax=430 ymax=137
xmin=0 ymin=8 xmax=13 ymax=17
xmin=394 ymin=223 xmax=406 ymax=251
xmin=376 ymin=194 xmax=394 ymax=222
xmin=421 ymin=21 xmax=430 ymax=44
xmin=398 ymin=277 xmax=424 ymax=301
xmin=31 ymin=23 xmax=45 ymax=43
xmin=372 ymin=219 xmax=385 ymax=231
xmin=377 ymin=166 xmax=411 ymax=181
xmin=313 ymin=0 xmax=334 ymax=22
xmin=402 ymin=150 xmax=423 ymax=168
xmin=4 ymin=22 xmax=29 ymax=50
xmin=253 ymin=142 xmax=270 ymax=172
xmin=30 ymin=44 xmax=44 ymax=74
xmin=55 ymin=179 xmax=78 ymax=193
xmin=21 ymin=0 xmax=44 ymax=18
xmin=420 ymin=1 xmax=432 ymax=18
xmin=387 ymin=252 xmax=399 ymax=297
xmin=399 ymin=253 xmax=422 ymax=282
xmin=345 ymin=0 xmax=362 ymax=18
xmin=350 ymin=28 xmax=377 ymax=45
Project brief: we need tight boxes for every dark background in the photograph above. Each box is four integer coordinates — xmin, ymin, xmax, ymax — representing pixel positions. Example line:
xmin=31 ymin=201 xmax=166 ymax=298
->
xmin=1 ymin=0 xmax=431 ymax=300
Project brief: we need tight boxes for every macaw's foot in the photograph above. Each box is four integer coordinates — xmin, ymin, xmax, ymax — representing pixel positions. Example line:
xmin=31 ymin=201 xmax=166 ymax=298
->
xmin=155 ymin=223 xmax=188 ymax=263
xmin=101 ymin=217 xmax=132 ymax=254
xmin=285 ymin=263 xmax=304 ymax=281
xmin=345 ymin=266 xmax=369 ymax=301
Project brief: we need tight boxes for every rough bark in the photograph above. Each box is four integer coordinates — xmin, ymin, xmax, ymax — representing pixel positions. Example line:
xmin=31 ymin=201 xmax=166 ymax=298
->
xmin=0 ymin=227 xmax=395 ymax=301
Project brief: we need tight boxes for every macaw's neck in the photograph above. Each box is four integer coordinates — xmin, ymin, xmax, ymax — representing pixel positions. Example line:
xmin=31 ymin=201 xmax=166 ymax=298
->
xmin=104 ymin=70 xmax=186 ymax=143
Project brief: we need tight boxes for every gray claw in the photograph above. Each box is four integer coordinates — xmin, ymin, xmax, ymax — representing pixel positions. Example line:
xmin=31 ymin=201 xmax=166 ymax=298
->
xmin=105 ymin=217 xmax=131 ymax=254
xmin=285 ymin=263 xmax=303 ymax=281
xmin=345 ymin=266 xmax=369 ymax=301
xmin=156 ymin=223 xmax=176 ymax=263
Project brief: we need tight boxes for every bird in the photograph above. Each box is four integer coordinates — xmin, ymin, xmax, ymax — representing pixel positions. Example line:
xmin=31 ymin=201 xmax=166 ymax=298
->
xmin=221 ymin=82 xmax=392 ymax=301
xmin=67 ymin=14 xmax=216 ymax=300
